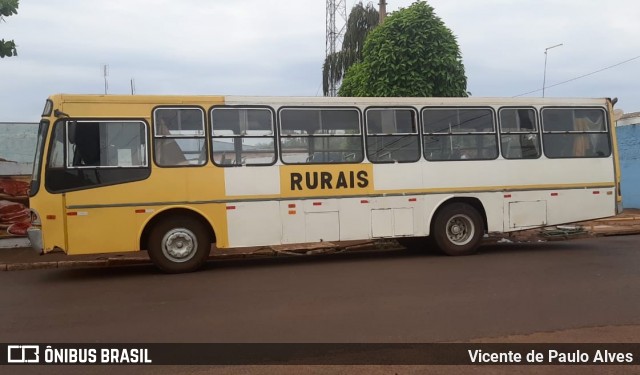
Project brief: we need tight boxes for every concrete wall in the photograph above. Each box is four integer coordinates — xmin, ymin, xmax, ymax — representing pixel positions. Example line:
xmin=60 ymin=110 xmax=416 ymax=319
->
xmin=617 ymin=124 xmax=640 ymax=208
xmin=0 ymin=123 xmax=37 ymax=239
xmin=0 ymin=122 xmax=38 ymax=165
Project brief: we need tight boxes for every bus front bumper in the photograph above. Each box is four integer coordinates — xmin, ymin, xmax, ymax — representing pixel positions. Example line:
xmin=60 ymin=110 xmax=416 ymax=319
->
xmin=27 ymin=227 xmax=43 ymax=254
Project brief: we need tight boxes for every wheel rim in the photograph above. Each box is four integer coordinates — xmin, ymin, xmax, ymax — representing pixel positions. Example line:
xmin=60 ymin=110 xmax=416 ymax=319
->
xmin=445 ymin=214 xmax=475 ymax=246
xmin=161 ymin=228 xmax=198 ymax=263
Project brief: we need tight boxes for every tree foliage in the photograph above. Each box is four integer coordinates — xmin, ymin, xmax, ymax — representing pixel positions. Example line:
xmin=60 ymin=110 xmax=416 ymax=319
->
xmin=0 ymin=0 xmax=19 ymax=58
xmin=339 ymin=1 xmax=467 ymax=97
xmin=322 ymin=2 xmax=378 ymax=96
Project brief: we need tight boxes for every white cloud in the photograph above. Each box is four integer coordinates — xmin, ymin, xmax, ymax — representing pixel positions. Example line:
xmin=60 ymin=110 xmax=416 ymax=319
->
xmin=1 ymin=0 xmax=639 ymax=120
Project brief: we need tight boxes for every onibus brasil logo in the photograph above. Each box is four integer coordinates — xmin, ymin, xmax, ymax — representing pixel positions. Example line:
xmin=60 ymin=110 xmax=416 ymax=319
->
xmin=7 ymin=345 xmax=152 ymax=364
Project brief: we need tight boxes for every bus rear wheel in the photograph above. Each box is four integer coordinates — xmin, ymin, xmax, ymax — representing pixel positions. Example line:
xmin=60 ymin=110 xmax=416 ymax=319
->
xmin=148 ymin=216 xmax=210 ymax=273
xmin=432 ymin=203 xmax=483 ymax=256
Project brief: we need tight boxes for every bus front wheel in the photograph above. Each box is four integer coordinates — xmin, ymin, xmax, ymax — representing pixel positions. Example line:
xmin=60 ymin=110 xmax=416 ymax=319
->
xmin=432 ymin=203 xmax=483 ymax=256
xmin=148 ymin=216 xmax=210 ymax=273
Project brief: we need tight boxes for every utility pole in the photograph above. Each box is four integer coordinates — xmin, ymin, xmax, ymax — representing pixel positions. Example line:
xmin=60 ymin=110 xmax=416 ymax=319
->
xmin=379 ymin=1 xmax=387 ymax=24
xmin=542 ymin=43 xmax=563 ymax=97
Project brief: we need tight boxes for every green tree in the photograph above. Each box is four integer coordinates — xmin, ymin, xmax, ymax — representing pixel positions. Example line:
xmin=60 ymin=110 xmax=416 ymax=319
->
xmin=0 ymin=0 xmax=19 ymax=58
xmin=339 ymin=1 xmax=467 ymax=97
xmin=322 ymin=2 xmax=378 ymax=96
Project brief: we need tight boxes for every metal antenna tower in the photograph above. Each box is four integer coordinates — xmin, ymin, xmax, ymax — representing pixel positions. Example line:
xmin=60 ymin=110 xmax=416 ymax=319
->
xmin=325 ymin=0 xmax=347 ymax=96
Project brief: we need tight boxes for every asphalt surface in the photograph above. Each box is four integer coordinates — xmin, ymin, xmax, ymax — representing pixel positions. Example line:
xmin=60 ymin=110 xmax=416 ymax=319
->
xmin=2 ymin=235 xmax=640 ymax=342
xmin=2 ymin=235 xmax=639 ymax=374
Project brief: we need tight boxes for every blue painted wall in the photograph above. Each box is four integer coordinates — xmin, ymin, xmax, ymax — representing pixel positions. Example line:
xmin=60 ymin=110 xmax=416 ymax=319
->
xmin=617 ymin=124 xmax=640 ymax=208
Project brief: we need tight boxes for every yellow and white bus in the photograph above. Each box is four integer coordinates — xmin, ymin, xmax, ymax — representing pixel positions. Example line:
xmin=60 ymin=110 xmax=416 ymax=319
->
xmin=27 ymin=94 xmax=622 ymax=272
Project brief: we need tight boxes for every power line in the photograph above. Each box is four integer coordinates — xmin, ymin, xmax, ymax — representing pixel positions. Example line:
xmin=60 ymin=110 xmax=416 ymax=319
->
xmin=513 ymin=54 xmax=640 ymax=97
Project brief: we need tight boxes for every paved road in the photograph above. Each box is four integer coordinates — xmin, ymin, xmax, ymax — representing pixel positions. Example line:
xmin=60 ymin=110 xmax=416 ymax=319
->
xmin=2 ymin=235 xmax=640 ymax=374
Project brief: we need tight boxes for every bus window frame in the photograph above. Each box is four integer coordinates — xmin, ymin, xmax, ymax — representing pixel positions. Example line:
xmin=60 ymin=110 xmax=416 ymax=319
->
xmin=540 ymin=106 xmax=612 ymax=159
xmin=29 ymin=119 xmax=50 ymax=197
xmin=209 ymin=105 xmax=278 ymax=167
xmin=278 ymin=106 xmax=365 ymax=165
xmin=420 ymin=106 xmax=499 ymax=162
xmin=497 ymin=106 xmax=542 ymax=160
xmin=66 ymin=120 xmax=150 ymax=169
xmin=364 ymin=106 xmax=421 ymax=164
xmin=152 ymin=105 xmax=208 ymax=169
xmin=44 ymin=118 xmax=152 ymax=194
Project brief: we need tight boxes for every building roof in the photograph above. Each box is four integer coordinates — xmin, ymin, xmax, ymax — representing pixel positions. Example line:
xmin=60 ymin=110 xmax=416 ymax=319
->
xmin=620 ymin=112 xmax=640 ymax=120
xmin=617 ymin=112 xmax=640 ymax=127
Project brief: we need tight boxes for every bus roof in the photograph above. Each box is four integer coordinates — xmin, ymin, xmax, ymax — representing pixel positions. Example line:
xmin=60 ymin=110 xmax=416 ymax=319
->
xmin=48 ymin=94 xmax=612 ymax=108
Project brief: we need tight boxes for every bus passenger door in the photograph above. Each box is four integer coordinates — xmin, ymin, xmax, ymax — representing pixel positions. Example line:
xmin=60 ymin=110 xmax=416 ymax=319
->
xmin=48 ymin=120 xmax=151 ymax=254
xmin=38 ymin=121 xmax=70 ymax=253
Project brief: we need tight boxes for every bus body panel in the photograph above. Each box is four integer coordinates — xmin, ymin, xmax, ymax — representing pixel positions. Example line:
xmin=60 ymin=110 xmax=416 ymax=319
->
xmin=60 ymin=166 xmax=229 ymax=254
xmin=29 ymin=191 xmax=67 ymax=252
xmin=28 ymin=94 xmax=620 ymax=259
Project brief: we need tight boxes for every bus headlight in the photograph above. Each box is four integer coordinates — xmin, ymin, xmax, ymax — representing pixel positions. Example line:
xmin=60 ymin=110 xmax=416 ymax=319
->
xmin=30 ymin=208 xmax=41 ymax=225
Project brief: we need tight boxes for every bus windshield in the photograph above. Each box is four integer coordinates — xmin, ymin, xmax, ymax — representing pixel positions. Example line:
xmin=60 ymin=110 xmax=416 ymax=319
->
xmin=29 ymin=120 xmax=49 ymax=197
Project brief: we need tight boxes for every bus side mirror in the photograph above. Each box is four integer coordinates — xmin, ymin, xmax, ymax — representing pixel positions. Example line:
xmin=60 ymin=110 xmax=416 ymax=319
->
xmin=54 ymin=109 xmax=69 ymax=118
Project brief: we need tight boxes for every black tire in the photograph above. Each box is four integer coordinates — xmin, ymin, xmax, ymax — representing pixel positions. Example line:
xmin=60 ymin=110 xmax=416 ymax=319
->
xmin=148 ymin=216 xmax=211 ymax=273
xmin=432 ymin=203 xmax=484 ymax=256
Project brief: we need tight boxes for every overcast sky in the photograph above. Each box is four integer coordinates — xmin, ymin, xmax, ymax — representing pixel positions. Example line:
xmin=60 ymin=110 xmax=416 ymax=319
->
xmin=1 ymin=0 xmax=639 ymax=121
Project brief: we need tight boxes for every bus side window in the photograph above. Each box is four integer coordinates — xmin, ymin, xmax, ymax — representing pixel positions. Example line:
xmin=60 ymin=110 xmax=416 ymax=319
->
xmin=542 ymin=108 xmax=611 ymax=158
xmin=365 ymin=108 xmax=420 ymax=163
xmin=280 ymin=107 xmax=363 ymax=165
xmin=153 ymin=108 xmax=206 ymax=167
xmin=499 ymin=108 xmax=540 ymax=160
xmin=422 ymin=108 xmax=496 ymax=161
xmin=48 ymin=122 xmax=65 ymax=168
xmin=69 ymin=122 xmax=100 ymax=166
xmin=66 ymin=121 xmax=148 ymax=168
xmin=211 ymin=107 xmax=276 ymax=166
